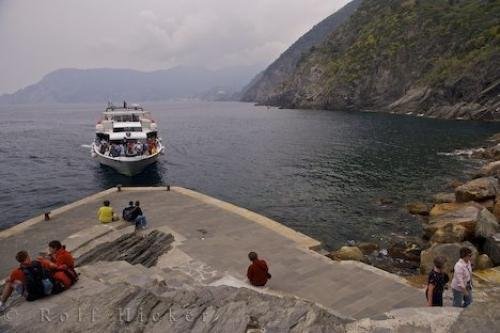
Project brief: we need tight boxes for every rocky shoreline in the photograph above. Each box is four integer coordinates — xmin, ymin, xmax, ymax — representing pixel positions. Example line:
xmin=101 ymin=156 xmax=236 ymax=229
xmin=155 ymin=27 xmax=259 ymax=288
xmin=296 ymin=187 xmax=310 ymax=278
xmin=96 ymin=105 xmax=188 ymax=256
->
xmin=327 ymin=133 xmax=500 ymax=279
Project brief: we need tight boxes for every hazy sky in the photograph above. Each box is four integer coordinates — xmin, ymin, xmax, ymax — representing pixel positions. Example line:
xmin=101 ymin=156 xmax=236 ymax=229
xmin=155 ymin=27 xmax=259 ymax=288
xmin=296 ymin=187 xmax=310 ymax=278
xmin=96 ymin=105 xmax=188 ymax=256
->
xmin=0 ymin=0 xmax=349 ymax=94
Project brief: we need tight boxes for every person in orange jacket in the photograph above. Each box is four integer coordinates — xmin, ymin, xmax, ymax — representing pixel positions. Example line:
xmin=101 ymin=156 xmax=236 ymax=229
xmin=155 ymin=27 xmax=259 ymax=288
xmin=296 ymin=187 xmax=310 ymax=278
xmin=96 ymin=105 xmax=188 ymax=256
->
xmin=38 ymin=240 xmax=78 ymax=290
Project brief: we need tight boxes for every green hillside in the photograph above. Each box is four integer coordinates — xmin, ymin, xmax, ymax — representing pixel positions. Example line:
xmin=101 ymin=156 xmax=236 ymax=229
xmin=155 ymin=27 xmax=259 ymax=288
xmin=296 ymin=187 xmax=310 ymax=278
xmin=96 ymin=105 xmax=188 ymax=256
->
xmin=252 ymin=0 xmax=500 ymax=120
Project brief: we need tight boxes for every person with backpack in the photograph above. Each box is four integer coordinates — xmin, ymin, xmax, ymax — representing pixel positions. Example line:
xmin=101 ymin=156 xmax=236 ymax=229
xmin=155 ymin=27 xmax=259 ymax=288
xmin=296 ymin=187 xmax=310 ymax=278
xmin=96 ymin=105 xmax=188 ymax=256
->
xmin=247 ymin=251 xmax=271 ymax=287
xmin=130 ymin=201 xmax=147 ymax=230
xmin=0 ymin=251 xmax=61 ymax=310
xmin=122 ymin=201 xmax=135 ymax=222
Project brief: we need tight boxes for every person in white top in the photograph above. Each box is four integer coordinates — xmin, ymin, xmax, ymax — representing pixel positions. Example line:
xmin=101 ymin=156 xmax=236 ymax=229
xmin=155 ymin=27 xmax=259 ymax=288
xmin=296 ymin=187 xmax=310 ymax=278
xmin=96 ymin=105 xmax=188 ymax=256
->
xmin=451 ymin=247 xmax=473 ymax=307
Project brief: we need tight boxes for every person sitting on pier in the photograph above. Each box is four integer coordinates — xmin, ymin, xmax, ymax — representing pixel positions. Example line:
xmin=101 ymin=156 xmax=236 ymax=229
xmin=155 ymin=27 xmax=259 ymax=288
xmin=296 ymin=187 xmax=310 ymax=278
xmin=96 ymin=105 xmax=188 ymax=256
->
xmin=247 ymin=251 xmax=271 ymax=287
xmin=97 ymin=200 xmax=115 ymax=223
xmin=130 ymin=201 xmax=147 ymax=230
xmin=0 ymin=250 xmax=71 ymax=311
xmin=38 ymin=241 xmax=78 ymax=289
xmin=122 ymin=201 xmax=135 ymax=222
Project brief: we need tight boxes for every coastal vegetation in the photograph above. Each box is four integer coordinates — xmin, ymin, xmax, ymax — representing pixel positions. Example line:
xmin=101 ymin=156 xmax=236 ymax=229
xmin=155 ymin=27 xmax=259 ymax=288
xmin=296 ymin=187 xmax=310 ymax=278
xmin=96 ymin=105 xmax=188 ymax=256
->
xmin=243 ymin=0 xmax=500 ymax=120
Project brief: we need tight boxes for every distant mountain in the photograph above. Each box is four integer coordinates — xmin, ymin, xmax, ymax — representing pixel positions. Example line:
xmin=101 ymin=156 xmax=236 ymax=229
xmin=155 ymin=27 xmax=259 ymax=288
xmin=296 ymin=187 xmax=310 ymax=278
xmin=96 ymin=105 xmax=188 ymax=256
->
xmin=242 ymin=0 xmax=500 ymax=121
xmin=0 ymin=65 xmax=263 ymax=104
xmin=241 ymin=0 xmax=363 ymax=102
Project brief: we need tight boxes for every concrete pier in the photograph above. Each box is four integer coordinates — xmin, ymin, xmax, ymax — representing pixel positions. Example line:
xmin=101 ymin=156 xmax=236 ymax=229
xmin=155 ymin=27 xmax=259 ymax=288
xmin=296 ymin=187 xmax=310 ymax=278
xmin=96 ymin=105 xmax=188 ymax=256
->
xmin=0 ymin=186 xmax=423 ymax=319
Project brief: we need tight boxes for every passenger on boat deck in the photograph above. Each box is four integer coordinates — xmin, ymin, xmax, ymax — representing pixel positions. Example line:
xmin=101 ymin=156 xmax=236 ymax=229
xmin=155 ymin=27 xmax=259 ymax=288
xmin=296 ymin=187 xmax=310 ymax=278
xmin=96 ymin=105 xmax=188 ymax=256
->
xmin=126 ymin=142 xmax=137 ymax=156
xmin=99 ymin=141 xmax=108 ymax=154
xmin=147 ymin=139 xmax=157 ymax=154
xmin=135 ymin=142 xmax=143 ymax=155
xmin=109 ymin=143 xmax=120 ymax=157
xmin=142 ymin=142 xmax=149 ymax=155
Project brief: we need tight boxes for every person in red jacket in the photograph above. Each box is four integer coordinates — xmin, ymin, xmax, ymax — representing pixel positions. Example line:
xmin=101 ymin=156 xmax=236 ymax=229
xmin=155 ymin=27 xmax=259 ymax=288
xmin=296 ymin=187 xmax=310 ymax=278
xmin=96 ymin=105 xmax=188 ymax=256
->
xmin=247 ymin=251 xmax=271 ymax=287
xmin=39 ymin=240 xmax=77 ymax=289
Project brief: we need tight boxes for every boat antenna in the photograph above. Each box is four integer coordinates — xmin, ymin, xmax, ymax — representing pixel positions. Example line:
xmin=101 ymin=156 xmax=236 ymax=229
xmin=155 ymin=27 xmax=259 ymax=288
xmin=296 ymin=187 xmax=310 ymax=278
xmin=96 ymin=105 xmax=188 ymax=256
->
xmin=123 ymin=100 xmax=127 ymax=109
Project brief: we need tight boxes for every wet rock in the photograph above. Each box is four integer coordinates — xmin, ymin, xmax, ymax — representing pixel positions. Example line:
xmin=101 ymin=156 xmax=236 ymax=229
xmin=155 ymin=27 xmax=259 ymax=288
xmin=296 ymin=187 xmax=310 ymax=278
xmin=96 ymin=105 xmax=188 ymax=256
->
xmin=76 ymin=230 xmax=175 ymax=268
xmin=357 ymin=242 xmax=379 ymax=255
xmin=424 ymin=202 xmax=483 ymax=241
xmin=483 ymin=233 xmax=500 ymax=266
xmin=387 ymin=239 xmax=422 ymax=263
xmin=365 ymin=254 xmax=419 ymax=276
xmin=483 ymin=144 xmax=500 ymax=160
xmin=327 ymin=246 xmax=364 ymax=261
xmin=455 ymin=177 xmax=499 ymax=202
xmin=420 ymin=241 xmax=478 ymax=275
xmin=476 ymin=254 xmax=494 ymax=270
xmin=432 ymin=192 xmax=456 ymax=204
xmin=475 ymin=208 xmax=500 ymax=239
xmin=477 ymin=161 xmax=500 ymax=178
xmin=406 ymin=202 xmax=430 ymax=216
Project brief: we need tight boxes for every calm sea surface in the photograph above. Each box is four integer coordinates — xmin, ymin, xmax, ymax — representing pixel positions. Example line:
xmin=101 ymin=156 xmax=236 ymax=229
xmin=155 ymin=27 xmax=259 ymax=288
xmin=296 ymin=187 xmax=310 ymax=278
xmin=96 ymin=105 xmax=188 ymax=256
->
xmin=1 ymin=101 xmax=500 ymax=250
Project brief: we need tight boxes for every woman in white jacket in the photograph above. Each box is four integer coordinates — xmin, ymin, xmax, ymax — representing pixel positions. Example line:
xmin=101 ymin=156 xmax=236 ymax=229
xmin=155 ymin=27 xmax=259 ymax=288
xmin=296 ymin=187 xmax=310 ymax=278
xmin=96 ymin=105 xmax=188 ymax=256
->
xmin=451 ymin=247 xmax=473 ymax=307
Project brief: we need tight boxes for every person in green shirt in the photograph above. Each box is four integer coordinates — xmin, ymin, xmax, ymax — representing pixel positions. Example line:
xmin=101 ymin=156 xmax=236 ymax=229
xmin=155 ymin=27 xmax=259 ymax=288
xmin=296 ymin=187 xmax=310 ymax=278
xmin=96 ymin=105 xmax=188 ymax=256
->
xmin=97 ymin=200 xmax=114 ymax=223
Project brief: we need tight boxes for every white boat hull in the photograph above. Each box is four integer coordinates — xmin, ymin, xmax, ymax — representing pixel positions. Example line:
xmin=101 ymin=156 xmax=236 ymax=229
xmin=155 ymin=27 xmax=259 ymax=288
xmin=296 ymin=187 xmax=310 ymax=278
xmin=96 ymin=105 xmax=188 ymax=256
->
xmin=92 ymin=143 xmax=163 ymax=176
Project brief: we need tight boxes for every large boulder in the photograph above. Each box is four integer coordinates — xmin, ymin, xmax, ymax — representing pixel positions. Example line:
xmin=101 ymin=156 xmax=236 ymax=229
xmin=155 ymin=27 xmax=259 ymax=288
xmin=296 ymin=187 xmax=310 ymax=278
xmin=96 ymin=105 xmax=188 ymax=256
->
xmin=431 ymin=224 xmax=467 ymax=243
xmin=483 ymin=233 xmax=500 ymax=266
xmin=424 ymin=202 xmax=483 ymax=241
xmin=327 ymin=246 xmax=364 ymax=261
xmin=455 ymin=177 xmax=499 ymax=202
xmin=476 ymin=254 xmax=494 ymax=270
xmin=420 ymin=241 xmax=478 ymax=275
xmin=475 ymin=208 xmax=500 ymax=239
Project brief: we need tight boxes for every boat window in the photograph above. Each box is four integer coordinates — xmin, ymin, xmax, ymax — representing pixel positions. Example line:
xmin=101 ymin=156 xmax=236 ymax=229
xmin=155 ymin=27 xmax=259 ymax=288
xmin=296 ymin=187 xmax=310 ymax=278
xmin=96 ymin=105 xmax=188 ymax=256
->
xmin=111 ymin=114 xmax=140 ymax=122
xmin=113 ymin=127 xmax=142 ymax=132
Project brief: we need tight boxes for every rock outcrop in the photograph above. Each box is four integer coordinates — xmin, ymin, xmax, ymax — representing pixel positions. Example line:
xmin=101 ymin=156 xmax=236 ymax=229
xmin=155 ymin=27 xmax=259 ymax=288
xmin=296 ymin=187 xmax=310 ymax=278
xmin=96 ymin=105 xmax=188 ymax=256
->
xmin=455 ymin=177 xmax=499 ymax=202
xmin=424 ymin=202 xmax=484 ymax=241
xmin=0 ymin=261 xmax=350 ymax=333
xmin=327 ymin=246 xmax=364 ymax=261
xmin=76 ymin=230 xmax=175 ymax=268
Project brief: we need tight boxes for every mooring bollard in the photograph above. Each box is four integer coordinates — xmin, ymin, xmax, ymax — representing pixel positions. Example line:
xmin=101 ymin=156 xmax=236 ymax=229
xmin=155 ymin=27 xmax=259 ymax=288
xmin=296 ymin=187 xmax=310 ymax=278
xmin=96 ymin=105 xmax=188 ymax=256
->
xmin=117 ymin=184 xmax=122 ymax=192
xmin=44 ymin=212 xmax=51 ymax=221
xmin=166 ymin=185 xmax=171 ymax=191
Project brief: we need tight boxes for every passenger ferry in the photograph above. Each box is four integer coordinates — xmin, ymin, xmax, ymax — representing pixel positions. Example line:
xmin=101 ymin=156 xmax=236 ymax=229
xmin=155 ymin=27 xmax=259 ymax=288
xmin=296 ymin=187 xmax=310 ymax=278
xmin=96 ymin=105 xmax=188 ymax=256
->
xmin=91 ymin=102 xmax=164 ymax=176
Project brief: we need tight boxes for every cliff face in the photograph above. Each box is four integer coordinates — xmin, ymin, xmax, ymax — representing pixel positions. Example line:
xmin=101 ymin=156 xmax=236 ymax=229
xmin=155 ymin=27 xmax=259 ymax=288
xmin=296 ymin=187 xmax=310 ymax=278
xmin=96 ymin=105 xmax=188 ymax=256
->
xmin=240 ymin=0 xmax=363 ymax=102
xmin=244 ymin=0 xmax=500 ymax=121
